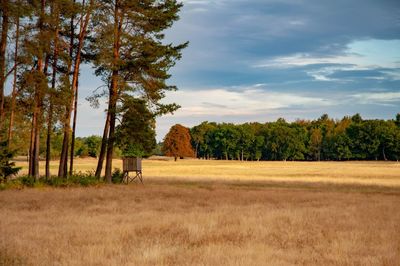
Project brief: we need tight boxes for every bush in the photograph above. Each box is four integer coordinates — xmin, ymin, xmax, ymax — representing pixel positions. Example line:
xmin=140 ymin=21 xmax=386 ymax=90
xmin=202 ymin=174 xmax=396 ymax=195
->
xmin=20 ymin=176 xmax=35 ymax=187
xmin=69 ymin=172 xmax=100 ymax=186
xmin=112 ymin=168 xmax=124 ymax=184
xmin=3 ymin=172 xmax=104 ymax=189
xmin=43 ymin=176 xmax=69 ymax=187
xmin=0 ymin=179 xmax=23 ymax=190
xmin=0 ymin=141 xmax=21 ymax=182
xmin=43 ymin=172 xmax=102 ymax=187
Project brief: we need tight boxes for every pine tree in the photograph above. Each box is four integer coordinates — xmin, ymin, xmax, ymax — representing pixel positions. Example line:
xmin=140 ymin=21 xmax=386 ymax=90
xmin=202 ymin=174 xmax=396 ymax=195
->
xmin=7 ymin=5 xmax=20 ymax=145
xmin=92 ymin=0 xmax=187 ymax=182
xmin=116 ymin=97 xmax=156 ymax=158
xmin=58 ymin=0 xmax=95 ymax=178
xmin=0 ymin=140 xmax=21 ymax=182
xmin=0 ymin=0 xmax=10 ymax=135
xmin=25 ymin=0 xmax=51 ymax=179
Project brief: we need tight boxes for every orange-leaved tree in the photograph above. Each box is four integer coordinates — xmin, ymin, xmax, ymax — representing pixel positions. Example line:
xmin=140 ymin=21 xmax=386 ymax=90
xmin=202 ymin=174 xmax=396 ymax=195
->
xmin=162 ymin=124 xmax=195 ymax=161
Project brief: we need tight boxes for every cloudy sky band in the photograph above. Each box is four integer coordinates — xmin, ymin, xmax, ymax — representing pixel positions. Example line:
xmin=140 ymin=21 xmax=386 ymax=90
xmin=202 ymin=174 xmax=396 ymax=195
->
xmin=70 ymin=0 xmax=400 ymax=140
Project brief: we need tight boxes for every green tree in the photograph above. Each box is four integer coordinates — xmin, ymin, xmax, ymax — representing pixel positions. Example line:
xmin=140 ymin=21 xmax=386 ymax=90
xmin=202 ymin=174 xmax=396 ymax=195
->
xmin=331 ymin=133 xmax=352 ymax=160
xmin=116 ymin=98 xmax=156 ymax=158
xmin=351 ymin=113 xmax=363 ymax=123
xmin=92 ymin=0 xmax=187 ymax=182
xmin=395 ymin=113 xmax=400 ymax=128
xmin=264 ymin=121 xmax=305 ymax=161
xmin=58 ymin=0 xmax=95 ymax=177
xmin=74 ymin=138 xmax=89 ymax=157
xmin=210 ymin=124 xmax=240 ymax=160
xmin=0 ymin=0 xmax=10 ymax=134
xmin=309 ymin=128 xmax=322 ymax=161
xmin=0 ymin=141 xmax=21 ymax=182
xmin=84 ymin=135 xmax=102 ymax=158
xmin=191 ymin=121 xmax=214 ymax=159
xmin=190 ymin=121 xmax=217 ymax=159
xmin=347 ymin=120 xmax=380 ymax=160
xmin=23 ymin=0 xmax=51 ymax=179
xmin=247 ymin=123 xmax=265 ymax=161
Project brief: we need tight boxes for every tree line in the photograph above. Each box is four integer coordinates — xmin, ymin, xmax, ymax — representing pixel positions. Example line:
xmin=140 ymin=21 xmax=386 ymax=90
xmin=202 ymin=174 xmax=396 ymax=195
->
xmin=187 ymin=114 xmax=400 ymax=161
xmin=0 ymin=0 xmax=186 ymax=182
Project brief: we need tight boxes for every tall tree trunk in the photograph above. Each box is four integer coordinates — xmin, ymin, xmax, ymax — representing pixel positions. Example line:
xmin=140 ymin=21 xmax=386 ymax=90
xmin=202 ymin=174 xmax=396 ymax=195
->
xmin=58 ymin=1 xmax=75 ymax=178
xmin=46 ymin=13 xmax=60 ymax=179
xmin=28 ymin=110 xmax=36 ymax=176
xmin=30 ymin=71 xmax=44 ymax=180
xmin=95 ymin=112 xmax=110 ymax=179
xmin=7 ymin=15 xmax=19 ymax=145
xmin=58 ymin=126 xmax=69 ymax=177
xmin=69 ymin=75 xmax=78 ymax=175
xmin=59 ymin=0 xmax=93 ymax=177
xmin=33 ymin=105 xmax=40 ymax=179
xmin=45 ymin=99 xmax=54 ymax=179
xmin=105 ymin=72 xmax=118 ymax=183
xmin=105 ymin=1 xmax=121 ymax=183
xmin=0 ymin=0 xmax=9 ymax=135
xmin=29 ymin=0 xmax=46 ymax=179
xmin=382 ymin=146 xmax=387 ymax=161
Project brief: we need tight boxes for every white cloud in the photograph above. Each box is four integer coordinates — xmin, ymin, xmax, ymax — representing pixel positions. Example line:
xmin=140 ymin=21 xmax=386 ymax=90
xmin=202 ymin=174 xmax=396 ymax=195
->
xmin=254 ymin=53 xmax=368 ymax=69
xmin=352 ymin=92 xmax=400 ymax=104
xmin=162 ymin=85 xmax=332 ymax=118
xmin=254 ymin=39 xmax=400 ymax=81
xmin=182 ymin=0 xmax=213 ymax=4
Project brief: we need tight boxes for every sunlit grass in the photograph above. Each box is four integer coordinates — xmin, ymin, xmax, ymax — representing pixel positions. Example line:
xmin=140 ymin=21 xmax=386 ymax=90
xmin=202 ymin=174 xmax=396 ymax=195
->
xmin=1 ymin=183 xmax=399 ymax=265
xmin=15 ymin=157 xmax=400 ymax=187
xmin=4 ymin=158 xmax=400 ymax=265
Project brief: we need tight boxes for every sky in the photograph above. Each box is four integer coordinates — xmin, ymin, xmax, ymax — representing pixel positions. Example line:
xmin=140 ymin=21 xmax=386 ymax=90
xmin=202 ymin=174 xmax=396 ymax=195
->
xmin=76 ymin=0 xmax=400 ymax=141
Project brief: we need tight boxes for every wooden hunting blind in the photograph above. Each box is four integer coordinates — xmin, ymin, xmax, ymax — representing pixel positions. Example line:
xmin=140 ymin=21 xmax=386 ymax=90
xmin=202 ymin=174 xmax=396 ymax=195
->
xmin=122 ymin=157 xmax=143 ymax=184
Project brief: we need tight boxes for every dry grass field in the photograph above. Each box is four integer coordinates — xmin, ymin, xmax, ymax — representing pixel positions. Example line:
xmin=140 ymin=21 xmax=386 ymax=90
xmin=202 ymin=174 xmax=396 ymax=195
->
xmin=14 ymin=157 xmax=400 ymax=187
xmin=1 ymin=159 xmax=400 ymax=265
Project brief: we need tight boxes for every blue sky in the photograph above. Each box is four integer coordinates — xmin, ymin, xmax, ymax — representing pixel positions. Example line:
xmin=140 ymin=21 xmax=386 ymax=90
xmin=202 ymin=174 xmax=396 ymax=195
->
xmin=76 ymin=0 xmax=400 ymax=141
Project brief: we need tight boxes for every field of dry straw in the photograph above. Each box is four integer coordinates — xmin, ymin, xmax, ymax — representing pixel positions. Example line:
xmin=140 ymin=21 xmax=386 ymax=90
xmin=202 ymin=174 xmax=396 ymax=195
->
xmin=1 ymin=159 xmax=399 ymax=265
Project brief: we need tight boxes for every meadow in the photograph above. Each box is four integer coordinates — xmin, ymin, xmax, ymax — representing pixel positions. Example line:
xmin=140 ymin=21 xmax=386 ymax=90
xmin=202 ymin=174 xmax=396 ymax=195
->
xmin=14 ymin=157 xmax=400 ymax=187
xmin=1 ymin=159 xmax=399 ymax=265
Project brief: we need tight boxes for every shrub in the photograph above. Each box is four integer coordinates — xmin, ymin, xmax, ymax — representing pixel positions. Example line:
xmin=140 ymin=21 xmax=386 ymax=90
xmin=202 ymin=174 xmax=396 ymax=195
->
xmin=43 ymin=176 xmax=69 ymax=187
xmin=2 ymin=171 xmax=105 ymax=189
xmin=43 ymin=172 xmax=102 ymax=187
xmin=112 ymin=168 xmax=124 ymax=184
xmin=69 ymin=172 xmax=100 ymax=186
xmin=0 ymin=141 xmax=21 ymax=182
xmin=20 ymin=176 xmax=35 ymax=187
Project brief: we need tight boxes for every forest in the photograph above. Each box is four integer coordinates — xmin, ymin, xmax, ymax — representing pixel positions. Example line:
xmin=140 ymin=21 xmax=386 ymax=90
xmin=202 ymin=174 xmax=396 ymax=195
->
xmin=0 ymin=0 xmax=186 ymax=182
xmin=188 ymin=114 xmax=400 ymax=162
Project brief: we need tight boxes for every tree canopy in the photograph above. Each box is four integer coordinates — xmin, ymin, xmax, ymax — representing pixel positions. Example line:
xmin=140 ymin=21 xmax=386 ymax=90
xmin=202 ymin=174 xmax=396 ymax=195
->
xmin=116 ymin=98 xmax=156 ymax=158
xmin=162 ymin=124 xmax=195 ymax=161
xmin=0 ymin=0 xmax=186 ymax=181
xmin=187 ymin=114 xmax=400 ymax=161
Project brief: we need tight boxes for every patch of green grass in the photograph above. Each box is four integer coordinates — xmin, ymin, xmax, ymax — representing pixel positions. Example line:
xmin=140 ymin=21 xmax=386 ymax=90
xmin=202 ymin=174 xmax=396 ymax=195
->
xmin=1 ymin=171 xmax=104 ymax=190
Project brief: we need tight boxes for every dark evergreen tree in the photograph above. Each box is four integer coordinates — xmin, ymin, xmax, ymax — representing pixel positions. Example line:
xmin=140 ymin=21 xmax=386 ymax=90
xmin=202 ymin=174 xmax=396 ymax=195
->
xmin=91 ymin=0 xmax=187 ymax=182
xmin=0 ymin=141 xmax=21 ymax=182
xmin=116 ymin=97 xmax=156 ymax=158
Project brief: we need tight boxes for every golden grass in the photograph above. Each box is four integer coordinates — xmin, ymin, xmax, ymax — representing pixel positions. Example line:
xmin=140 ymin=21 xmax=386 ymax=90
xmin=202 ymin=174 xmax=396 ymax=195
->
xmin=15 ymin=158 xmax=400 ymax=187
xmin=4 ymin=159 xmax=400 ymax=265
xmin=1 ymin=183 xmax=399 ymax=265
